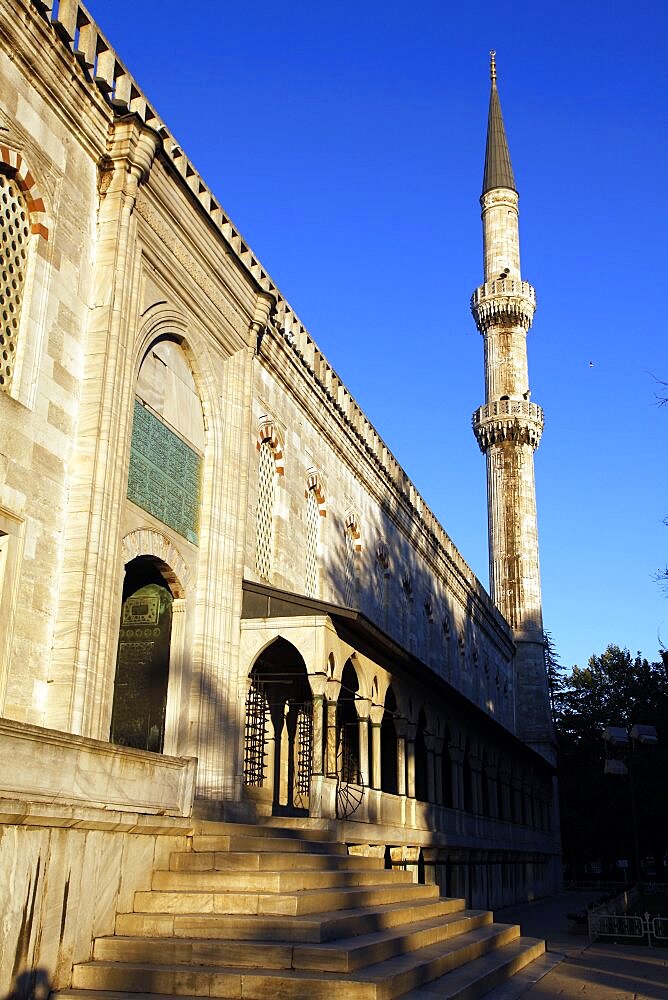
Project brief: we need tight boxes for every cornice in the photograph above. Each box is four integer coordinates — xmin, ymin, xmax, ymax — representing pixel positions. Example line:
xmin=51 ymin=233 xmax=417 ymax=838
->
xmin=2 ymin=0 xmax=110 ymax=163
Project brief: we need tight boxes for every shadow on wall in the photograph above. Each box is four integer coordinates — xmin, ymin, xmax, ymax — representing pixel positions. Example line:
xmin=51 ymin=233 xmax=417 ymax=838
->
xmin=3 ymin=969 xmax=51 ymax=1000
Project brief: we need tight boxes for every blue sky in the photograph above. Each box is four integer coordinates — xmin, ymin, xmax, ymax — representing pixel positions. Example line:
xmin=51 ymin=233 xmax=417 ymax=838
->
xmin=89 ymin=1 xmax=667 ymax=670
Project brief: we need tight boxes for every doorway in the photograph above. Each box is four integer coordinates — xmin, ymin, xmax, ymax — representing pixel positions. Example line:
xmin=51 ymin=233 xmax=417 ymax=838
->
xmin=110 ymin=557 xmax=173 ymax=752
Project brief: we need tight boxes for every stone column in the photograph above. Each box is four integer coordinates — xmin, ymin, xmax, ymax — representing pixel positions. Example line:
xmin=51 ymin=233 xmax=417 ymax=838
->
xmin=285 ymin=704 xmax=300 ymax=809
xmin=163 ymin=598 xmax=187 ymax=756
xmin=469 ymin=755 xmax=483 ymax=814
xmin=499 ymin=763 xmax=512 ymax=821
xmin=396 ymin=722 xmax=407 ymax=797
xmin=405 ymin=723 xmax=416 ymax=799
xmin=449 ymin=746 xmax=464 ymax=810
xmin=269 ymin=702 xmax=285 ymax=808
xmin=355 ymin=697 xmax=370 ymax=787
xmin=511 ymin=776 xmax=523 ymax=824
xmin=434 ymin=737 xmax=444 ymax=806
xmin=325 ymin=678 xmax=341 ymax=778
xmin=51 ymin=120 xmax=158 ymax=737
xmin=369 ymin=704 xmax=384 ymax=791
xmin=311 ymin=693 xmax=325 ymax=776
xmin=485 ymin=762 xmax=499 ymax=819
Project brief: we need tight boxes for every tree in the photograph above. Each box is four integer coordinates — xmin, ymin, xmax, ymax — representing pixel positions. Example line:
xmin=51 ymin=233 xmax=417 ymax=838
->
xmin=543 ymin=631 xmax=565 ymax=728
xmin=554 ymin=645 xmax=668 ymax=882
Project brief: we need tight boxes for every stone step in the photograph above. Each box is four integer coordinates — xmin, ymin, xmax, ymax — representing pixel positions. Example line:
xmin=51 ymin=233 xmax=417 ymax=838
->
xmin=169 ymin=849 xmax=385 ymax=872
xmin=133 ymin=881 xmax=440 ymax=917
xmin=116 ymin=895 xmax=467 ymax=943
xmin=191 ymin=833 xmax=348 ymax=855
xmin=69 ymin=923 xmax=521 ymax=999
xmin=94 ymin=910 xmax=491 ymax=973
xmin=399 ymin=936 xmax=546 ymax=999
xmin=193 ymin=821 xmax=338 ymax=843
xmin=289 ymin=910 xmax=493 ymax=973
xmin=151 ymin=866 xmax=412 ymax=893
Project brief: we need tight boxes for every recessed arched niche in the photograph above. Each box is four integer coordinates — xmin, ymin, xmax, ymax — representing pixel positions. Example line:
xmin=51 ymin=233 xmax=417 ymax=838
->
xmin=127 ymin=338 xmax=205 ymax=544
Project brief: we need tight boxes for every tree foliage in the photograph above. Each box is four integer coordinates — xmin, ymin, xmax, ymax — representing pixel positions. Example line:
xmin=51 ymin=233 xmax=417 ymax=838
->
xmin=553 ymin=644 xmax=668 ymax=882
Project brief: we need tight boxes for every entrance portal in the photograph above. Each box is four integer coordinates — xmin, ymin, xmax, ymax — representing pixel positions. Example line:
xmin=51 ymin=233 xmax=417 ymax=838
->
xmin=110 ymin=558 xmax=173 ymax=752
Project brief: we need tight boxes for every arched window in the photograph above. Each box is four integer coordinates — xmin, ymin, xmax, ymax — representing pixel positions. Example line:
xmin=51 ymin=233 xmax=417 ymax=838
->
xmin=256 ymin=439 xmax=276 ymax=580
xmin=128 ymin=338 xmax=205 ymax=544
xmin=304 ymin=472 xmax=325 ymax=597
xmin=0 ymin=150 xmax=49 ymax=405
xmin=374 ymin=541 xmax=390 ymax=626
xmin=0 ymin=170 xmax=30 ymax=393
xmin=343 ymin=512 xmax=360 ymax=607
xmin=400 ymin=573 xmax=413 ymax=648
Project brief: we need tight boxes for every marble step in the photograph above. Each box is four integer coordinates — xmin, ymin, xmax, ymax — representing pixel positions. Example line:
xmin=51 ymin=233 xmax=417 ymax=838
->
xmin=399 ymin=936 xmax=546 ymax=999
xmin=192 ymin=821 xmax=339 ymax=842
xmin=116 ymin=895 xmax=467 ymax=943
xmin=191 ymin=833 xmax=348 ymax=855
xmin=132 ymin=880 xmax=440 ymax=917
xmin=169 ymin=849 xmax=385 ymax=872
xmin=151 ymin=866 xmax=413 ymax=893
xmin=94 ymin=909 xmax=491 ymax=973
xmin=69 ymin=923 xmax=522 ymax=999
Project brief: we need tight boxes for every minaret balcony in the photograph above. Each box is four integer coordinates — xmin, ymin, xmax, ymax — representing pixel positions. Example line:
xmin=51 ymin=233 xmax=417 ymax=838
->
xmin=472 ymin=398 xmax=544 ymax=452
xmin=470 ymin=278 xmax=536 ymax=333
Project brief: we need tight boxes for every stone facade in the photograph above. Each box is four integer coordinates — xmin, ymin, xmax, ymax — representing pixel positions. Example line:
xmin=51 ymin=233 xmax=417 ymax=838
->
xmin=0 ymin=6 xmax=560 ymax=994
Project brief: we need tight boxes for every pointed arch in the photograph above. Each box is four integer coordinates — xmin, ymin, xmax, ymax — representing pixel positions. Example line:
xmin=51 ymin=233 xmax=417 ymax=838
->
xmin=0 ymin=146 xmax=52 ymax=403
xmin=121 ymin=528 xmax=191 ymax=598
xmin=257 ymin=419 xmax=285 ymax=476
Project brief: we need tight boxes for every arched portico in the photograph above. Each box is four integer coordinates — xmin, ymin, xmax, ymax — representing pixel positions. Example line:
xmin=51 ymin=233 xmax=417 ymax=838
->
xmin=243 ymin=637 xmax=313 ymax=815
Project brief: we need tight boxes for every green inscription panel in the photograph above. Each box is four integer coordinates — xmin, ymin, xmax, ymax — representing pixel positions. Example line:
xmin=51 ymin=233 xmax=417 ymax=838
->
xmin=128 ymin=400 xmax=201 ymax=544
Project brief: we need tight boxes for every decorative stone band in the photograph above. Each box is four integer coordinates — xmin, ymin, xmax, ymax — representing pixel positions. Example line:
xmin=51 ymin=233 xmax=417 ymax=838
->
xmin=0 ymin=144 xmax=50 ymax=239
xmin=472 ymin=401 xmax=544 ymax=452
xmin=470 ymin=279 xmax=536 ymax=333
xmin=256 ymin=421 xmax=285 ymax=476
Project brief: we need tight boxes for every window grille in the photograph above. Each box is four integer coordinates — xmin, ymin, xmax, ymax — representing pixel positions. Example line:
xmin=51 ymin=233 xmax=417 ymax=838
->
xmin=255 ymin=440 xmax=275 ymax=580
xmin=305 ymin=487 xmax=319 ymax=597
xmin=343 ymin=528 xmax=356 ymax=606
xmin=243 ymin=680 xmax=268 ymax=786
xmin=296 ymin=704 xmax=313 ymax=794
xmin=0 ymin=173 xmax=30 ymax=392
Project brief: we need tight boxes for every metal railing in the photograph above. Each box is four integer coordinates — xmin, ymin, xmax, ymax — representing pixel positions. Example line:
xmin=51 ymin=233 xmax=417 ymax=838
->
xmin=589 ymin=910 xmax=668 ymax=945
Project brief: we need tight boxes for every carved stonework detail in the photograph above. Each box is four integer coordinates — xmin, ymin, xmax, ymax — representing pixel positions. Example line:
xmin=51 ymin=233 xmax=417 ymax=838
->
xmin=471 ymin=279 xmax=536 ymax=334
xmin=472 ymin=407 xmax=544 ymax=452
xmin=135 ymin=193 xmax=243 ymax=337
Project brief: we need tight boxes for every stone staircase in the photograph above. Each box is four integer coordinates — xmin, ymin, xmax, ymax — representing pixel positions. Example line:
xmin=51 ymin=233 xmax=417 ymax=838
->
xmin=57 ymin=821 xmax=545 ymax=1000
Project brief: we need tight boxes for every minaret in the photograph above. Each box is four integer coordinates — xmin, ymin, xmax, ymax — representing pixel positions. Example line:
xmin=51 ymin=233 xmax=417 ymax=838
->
xmin=471 ymin=52 xmax=553 ymax=760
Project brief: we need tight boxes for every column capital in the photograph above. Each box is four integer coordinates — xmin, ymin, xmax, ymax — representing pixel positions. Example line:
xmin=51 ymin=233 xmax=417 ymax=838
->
xmin=101 ymin=118 xmax=159 ymax=201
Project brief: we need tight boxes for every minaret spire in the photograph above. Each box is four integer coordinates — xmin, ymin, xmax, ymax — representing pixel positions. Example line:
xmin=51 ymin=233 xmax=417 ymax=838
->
xmin=471 ymin=54 xmax=554 ymax=761
xmin=482 ymin=50 xmax=516 ymax=195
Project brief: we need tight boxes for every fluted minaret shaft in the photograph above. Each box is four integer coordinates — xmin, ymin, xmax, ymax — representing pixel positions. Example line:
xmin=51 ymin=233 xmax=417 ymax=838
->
xmin=472 ymin=53 xmax=552 ymax=758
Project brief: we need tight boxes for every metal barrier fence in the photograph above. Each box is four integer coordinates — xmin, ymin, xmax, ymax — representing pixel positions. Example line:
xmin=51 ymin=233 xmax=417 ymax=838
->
xmin=589 ymin=911 xmax=668 ymax=945
xmin=652 ymin=917 xmax=668 ymax=940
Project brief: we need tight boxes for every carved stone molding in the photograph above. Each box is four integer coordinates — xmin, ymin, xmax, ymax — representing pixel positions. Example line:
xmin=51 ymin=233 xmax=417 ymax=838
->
xmin=472 ymin=411 xmax=544 ymax=452
xmin=471 ymin=279 xmax=536 ymax=333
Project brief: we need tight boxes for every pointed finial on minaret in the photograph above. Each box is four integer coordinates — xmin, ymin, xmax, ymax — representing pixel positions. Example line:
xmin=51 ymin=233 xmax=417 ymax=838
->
xmin=482 ymin=50 xmax=516 ymax=194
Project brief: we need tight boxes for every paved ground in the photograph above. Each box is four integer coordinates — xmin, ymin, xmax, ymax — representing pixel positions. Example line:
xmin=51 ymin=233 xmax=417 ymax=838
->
xmin=486 ymin=891 xmax=668 ymax=999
